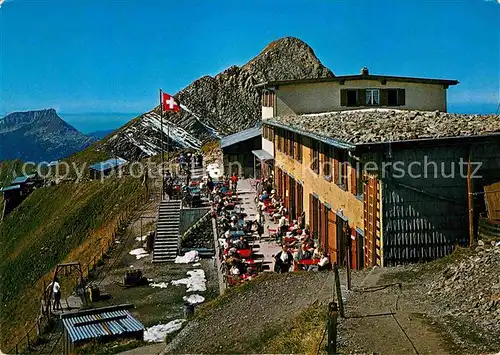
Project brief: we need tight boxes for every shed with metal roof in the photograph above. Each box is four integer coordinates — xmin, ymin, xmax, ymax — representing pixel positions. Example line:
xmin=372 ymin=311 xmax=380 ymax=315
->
xmin=89 ymin=158 xmax=128 ymax=179
xmin=61 ymin=304 xmax=144 ymax=354
xmin=220 ymin=127 xmax=262 ymax=177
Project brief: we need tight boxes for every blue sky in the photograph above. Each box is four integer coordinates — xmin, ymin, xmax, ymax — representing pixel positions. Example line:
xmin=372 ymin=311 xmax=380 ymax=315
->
xmin=1 ymin=0 xmax=499 ymax=120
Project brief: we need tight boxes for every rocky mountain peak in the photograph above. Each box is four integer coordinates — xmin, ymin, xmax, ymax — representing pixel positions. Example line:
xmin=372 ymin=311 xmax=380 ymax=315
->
xmin=242 ymin=36 xmax=334 ymax=81
xmin=0 ymin=109 xmax=95 ymax=162
xmin=99 ymin=37 xmax=334 ymax=160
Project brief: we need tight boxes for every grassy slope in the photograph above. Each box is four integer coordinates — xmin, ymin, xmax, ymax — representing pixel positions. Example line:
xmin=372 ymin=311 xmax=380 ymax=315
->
xmin=0 ymin=152 xmax=147 ymax=351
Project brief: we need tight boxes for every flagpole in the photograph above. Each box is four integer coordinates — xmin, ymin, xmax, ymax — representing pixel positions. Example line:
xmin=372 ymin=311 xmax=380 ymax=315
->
xmin=160 ymin=88 xmax=164 ymax=200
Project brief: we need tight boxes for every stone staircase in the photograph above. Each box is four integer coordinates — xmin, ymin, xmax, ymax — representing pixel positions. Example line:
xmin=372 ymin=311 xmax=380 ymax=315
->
xmin=153 ymin=200 xmax=182 ymax=263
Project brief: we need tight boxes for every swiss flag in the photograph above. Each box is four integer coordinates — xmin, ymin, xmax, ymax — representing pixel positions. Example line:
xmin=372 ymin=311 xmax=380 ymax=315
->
xmin=162 ymin=92 xmax=180 ymax=112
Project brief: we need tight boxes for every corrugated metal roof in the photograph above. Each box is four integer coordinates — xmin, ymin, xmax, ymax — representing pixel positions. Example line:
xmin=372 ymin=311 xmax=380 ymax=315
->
xmin=89 ymin=158 xmax=128 ymax=172
xmin=251 ymin=149 xmax=274 ymax=161
xmin=220 ymin=127 xmax=261 ymax=149
xmin=1 ymin=185 xmax=21 ymax=192
xmin=61 ymin=307 xmax=144 ymax=343
xmin=11 ymin=174 xmax=36 ymax=184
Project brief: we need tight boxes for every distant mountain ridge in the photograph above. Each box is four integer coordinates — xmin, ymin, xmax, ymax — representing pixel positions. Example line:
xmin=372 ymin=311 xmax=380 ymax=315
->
xmin=0 ymin=109 xmax=96 ymax=162
xmin=98 ymin=37 xmax=334 ymax=160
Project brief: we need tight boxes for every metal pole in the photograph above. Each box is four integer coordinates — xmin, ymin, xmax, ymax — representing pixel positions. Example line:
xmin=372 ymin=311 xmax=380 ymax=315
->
xmin=345 ymin=227 xmax=352 ymax=291
xmin=333 ymin=263 xmax=345 ymax=318
xmin=467 ymin=147 xmax=474 ymax=247
xmin=160 ymin=89 xmax=164 ymax=200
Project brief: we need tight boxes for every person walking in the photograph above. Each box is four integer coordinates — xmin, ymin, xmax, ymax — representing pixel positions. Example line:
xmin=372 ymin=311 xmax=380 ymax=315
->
xmin=231 ymin=173 xmax=239 ymax=191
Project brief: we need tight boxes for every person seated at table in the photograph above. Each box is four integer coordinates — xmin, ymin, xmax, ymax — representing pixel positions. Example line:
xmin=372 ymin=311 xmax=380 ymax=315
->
xmin=298 ymin=243 xmax=313 ymax=261
xmin=232 ymin=235 xmax=248 ymax=249
xmin=278 ymin=216 xmax=289 ymax=236
xmin=243 ymin=266 xmax=257 ymax=280
xmin=272 ymin=202 xmax=287 ymax=223
xmin=258 ymin=191 xmax=269 ymax=203
xmin=229 ymin=216 xmax=238 ymax=230
xmin=318 ymin=252 xmax=331 ymax=271
xmin=274 ymin=246 xmax=293 ymax=273
xmin=312 ymin=247 xmax=323 ymax=260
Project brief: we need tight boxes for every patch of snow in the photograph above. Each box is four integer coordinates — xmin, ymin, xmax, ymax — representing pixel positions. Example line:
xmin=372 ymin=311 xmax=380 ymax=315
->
xmin=171 ymin=269 xmax=206 ymax=292
xmin=183 ymin=294 xmax=205 ymax=305
xmin=192 ymin=263 xmax=201 ymax=267
xmin=150 ymin=282 xmax=169 ymax=289
xmin=142 ymin=112 xmax=201 ymax=149
xmin=174 ymin=250 xmax=200 ymax=264
xmin=144 ymin=319 xmax=186 ymax=343
xmin=129 ymin=248 xmax=149 ymax=259
xmin=135 ymin=235 xmax=147 ymax=242
xmin=180 ymin=104 xmax=221 ymax=138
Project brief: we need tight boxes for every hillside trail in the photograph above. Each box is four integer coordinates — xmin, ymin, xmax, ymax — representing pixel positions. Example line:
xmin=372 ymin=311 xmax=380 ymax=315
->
xmin=338 ymin=267 xmax=451 ymax=355
xmin=162 ymin=271 xmax=334 ymax=354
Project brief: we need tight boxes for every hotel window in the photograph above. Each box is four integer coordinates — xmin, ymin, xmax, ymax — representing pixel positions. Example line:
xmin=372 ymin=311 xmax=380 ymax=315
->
xmin=296 ymin=135 xmax=302 ymax=162
xmin=311 ymin=140 xmax=319 ymax=174
xmin=277 ymin=129 xmax=282 ymax=151
xmin=334 ymin=149 xmax=348 ymax=191
xmin=365 ymin=89 xmax=380 ymax=106
xmin=322 ymin=144 xmax=332 ymax=180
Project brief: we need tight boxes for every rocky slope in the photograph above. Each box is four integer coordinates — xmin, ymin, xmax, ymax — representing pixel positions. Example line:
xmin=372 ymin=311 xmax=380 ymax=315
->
xmin=0 ymin=109 xmax=95 ymax=162
xmin=427 ymin=240 xmax=500 ymax=334
xmin=99 ymin=37 xmax=334 ymax=160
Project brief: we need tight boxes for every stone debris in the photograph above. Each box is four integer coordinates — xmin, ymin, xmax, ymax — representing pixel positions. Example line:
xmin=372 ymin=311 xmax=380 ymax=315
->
xmin=268 ymin=110 xmax=500 ymax=144
xmin=427 ymin=241 xmax=500 ymax=333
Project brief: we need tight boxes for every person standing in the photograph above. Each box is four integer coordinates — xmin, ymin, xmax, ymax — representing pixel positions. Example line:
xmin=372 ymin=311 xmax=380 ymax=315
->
xmin=274 ymin=246 xmax=293 ymax=273
xmin=46 ymin=277 xmax=62 ymax=312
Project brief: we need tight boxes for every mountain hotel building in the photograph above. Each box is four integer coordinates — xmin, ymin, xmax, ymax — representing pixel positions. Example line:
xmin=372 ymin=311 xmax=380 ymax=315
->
xmin=254 ymin=68 xmax=500 ymax=268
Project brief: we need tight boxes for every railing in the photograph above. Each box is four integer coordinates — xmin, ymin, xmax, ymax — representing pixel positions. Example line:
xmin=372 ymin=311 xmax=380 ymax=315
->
xmin=4 ymin=189 xmax=150 ymax=354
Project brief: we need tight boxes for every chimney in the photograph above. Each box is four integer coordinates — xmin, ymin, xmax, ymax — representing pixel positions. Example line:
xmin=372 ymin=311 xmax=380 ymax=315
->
xmin=361 ymin=67 xmax=369 ymax=76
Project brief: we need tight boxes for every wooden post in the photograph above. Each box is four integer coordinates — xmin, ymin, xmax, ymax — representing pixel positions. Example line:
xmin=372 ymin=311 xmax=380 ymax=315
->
xmin=333 ymin=263 xmax=345 ymax=318
xmin=467 ymin=148 xmax=474 ymax=248
xmin=26 ymin=331 xmax=30 ymax=349
xmin=327 ymin=302 xmax=338 ymax=355
xmin=15 ymin=344 xmax=18 ymax=354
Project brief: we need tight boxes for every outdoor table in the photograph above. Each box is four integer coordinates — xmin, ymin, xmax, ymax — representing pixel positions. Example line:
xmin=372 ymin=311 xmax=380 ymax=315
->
xmin=284 ymin=237 xmax=297 ymax=244
xmin=243 ymin=258 xmax=263 ymax=265
xmin=298 ymin=258 xmax=320 ymax=265
xmin=237 ymin=249 xmax=252 ymax=258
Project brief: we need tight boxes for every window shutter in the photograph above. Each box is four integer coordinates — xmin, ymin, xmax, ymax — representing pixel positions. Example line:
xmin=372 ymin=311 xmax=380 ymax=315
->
xmin=309 ymin=194 xmax=314 ymax=232
xmin=340 ymin=89 xmax=348 ymax=106
xmin=357 ymin=89 xmax=366 ymax=106
xmin=350 ymin=164 xmax=357 ymax=195
xmin=398 ymin=89 xmax=406 ymax=106
xmin=380 ymin=89 xmax=388 ymax=106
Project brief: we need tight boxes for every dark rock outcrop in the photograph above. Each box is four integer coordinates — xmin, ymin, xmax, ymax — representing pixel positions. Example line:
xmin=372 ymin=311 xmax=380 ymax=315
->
xmin=99 ymin=37 xmax=333 ymax=160
xmin=0 ymin=109 xmax=95 ymax=162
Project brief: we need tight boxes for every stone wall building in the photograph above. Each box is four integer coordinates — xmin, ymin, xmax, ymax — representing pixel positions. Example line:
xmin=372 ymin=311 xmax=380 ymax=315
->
xmin=257 ymin=71 xmax=500 ymax=268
